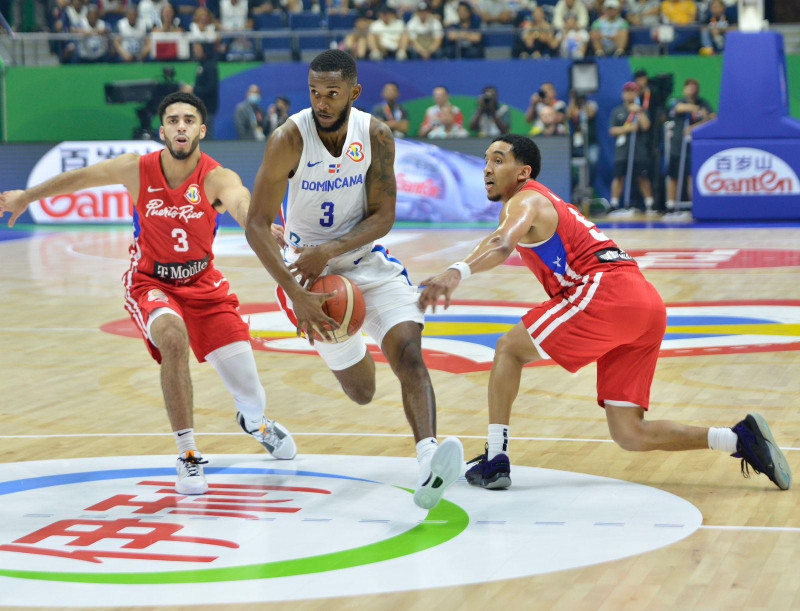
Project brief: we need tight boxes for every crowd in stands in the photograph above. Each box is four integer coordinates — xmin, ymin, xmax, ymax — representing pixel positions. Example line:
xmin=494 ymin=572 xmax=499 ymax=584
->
xmin=4 ymin=0 xmax=740 ymax=63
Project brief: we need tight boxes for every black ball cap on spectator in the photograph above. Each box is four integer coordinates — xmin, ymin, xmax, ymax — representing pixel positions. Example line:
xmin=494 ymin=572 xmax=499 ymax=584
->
xmin=634 ymin=69 xmax=648 ymax=79
xmin=381 ymin=5 xmax=397 ymax=13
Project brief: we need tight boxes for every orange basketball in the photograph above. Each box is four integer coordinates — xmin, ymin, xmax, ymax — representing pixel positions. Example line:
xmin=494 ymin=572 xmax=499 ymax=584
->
xmin=310 ymin=274 xmax=366 ymax=343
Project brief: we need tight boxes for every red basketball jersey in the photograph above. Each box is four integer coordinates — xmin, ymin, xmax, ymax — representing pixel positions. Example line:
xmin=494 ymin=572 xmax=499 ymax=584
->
xmin=131 ymin=150 xmax=221 ymax=283
xmin=515 ymin=180 xmax=637 ymax=298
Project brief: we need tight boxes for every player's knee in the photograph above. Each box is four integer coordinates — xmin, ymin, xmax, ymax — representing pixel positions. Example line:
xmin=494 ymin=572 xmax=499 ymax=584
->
xmin=393 ymin=341 xmax=428 ymax=381
xmin=155 ymin=324 xmax=188 ymax=357
xmin=494 ymin=333 xmax=527 ymax=364
xmin=608 ymin=422 xmax=647 ymax=451
xmin=343 ymin=382 xmax=375 ymax=405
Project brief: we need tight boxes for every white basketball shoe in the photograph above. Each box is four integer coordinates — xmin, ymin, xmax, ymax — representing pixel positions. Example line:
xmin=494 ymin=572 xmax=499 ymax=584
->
xmin=176 ymin=450 xmax=209 ymax=495
xmin=237 ymin=412 xmax=297 ymax=459
xmin=414 ymin=437 xmax=464 ymax=510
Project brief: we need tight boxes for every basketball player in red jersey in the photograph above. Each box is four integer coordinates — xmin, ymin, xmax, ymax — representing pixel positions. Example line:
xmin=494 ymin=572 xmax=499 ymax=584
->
xmin=419 ymin=135 xmax=791 ymax=492
xmin=0 ymin=92 xmax=297 ymax=495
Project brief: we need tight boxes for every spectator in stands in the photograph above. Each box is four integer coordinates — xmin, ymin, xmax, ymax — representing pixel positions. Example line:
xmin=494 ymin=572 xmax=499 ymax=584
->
xmin=701 ymin=0 xmax=734 ymax=54
xmin=469 ymin=85 xmax=510 ymax=137
xmin=589 ymin=0 xmax=628 ymax=56
xmin=372 ymin=82 xmax=410 ymax=137
xmin=406 ymin=2 xmax=444 ymax=60
xmin=66 ymin=0 xmax=89 ymax=28
xmin=660 ymin=0 xmax=697 ymax=25
xmin=265 ymin=96 xmax=291 ymax=136
xmin=567 ymin=89 xmax=599 ymax=181
xmin=428 ymin=106 xmax=469 ymax=138
xmin=476 ymin=0 xmax=513 ymax=26
xmin=609 ymin=81 xmax=655 ymax=214
xmin=554 ymin=13 xmax=590 ymax=58
xmin=525 ymin=82 xmax=566 ymax=129
xmin=114 ymin=5 xmax=151 ymax=62
xmin=368 ymin=6 xmax=409 ymax=61
xmin=626 ymin=0 xmax=661 ymax=27
xmin=445 ymin=1 xmax=483 ymax=59
xmin=513 ymin=6 xmax=555 ymax=59
xmin=343 ymin=15 xmax=372 ymax=59
xmin=437 ymin=0 xmax=461 ymax=27
xmin=355 ymin=0 xmax=384 ymax=22
xmin=151 ymin=3 xmax=185 ymax=60
xmin=235 ymin=84 xmax=268 ymax=140
xmin=190 ymin=6 xmax=217 ymax=43
xmin=552 ymin=0 xmax=590 ymax=30
xmin=71 ymin=4 xmax=110 ymax=62
xmin=137 ymin=0 xmax=166 ymax=30
xmin=219 ymin=0 xmax=257 ymax=61
xmin=419 ymin=85 xmax=464 ymax=138
xmin=665 ymin=78 xmax=715 ymax=212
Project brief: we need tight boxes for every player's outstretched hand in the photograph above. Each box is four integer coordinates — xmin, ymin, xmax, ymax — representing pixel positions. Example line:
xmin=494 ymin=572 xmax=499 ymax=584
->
xmin=418 ymin=269 xmax=461 ymax=314
xmin=288 ymin=245 xmax=332 ymax=288
xmin=291 ymin=288 xmax=340 ymax=345
xmin=0 ymin=190 xmax=29 ymax=228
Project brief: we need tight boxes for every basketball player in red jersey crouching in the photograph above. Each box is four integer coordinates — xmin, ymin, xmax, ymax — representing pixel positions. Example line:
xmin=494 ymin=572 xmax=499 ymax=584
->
xmin=419 ymin=135 xmax=791 ymax=492
xmin=0 ymin=92 xmax=296 ymax=495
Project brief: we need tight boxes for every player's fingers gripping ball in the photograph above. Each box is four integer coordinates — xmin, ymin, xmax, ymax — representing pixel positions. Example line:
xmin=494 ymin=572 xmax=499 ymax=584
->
xmin=310 ymin=274 xmax=366 ymax=343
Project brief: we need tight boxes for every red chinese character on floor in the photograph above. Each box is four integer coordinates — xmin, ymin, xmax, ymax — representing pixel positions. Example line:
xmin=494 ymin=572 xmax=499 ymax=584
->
xmin=0 ymin=518 xmax=237 ymax=563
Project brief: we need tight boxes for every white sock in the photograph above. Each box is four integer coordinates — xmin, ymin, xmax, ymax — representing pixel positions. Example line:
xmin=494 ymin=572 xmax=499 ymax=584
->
xmin=609 ymin=197 xmax=620 ymax=208
xmin=644 ymin=197 xmax=655 ymax=209
xmin=487 ymin=424 xmax=509 ymax=459
xmin=205 ymin=341 xmax=266 ymax=423
xmin=416 ymin=437 xmax=438 ymax=465
xmin=708 ymin=427 xmax=738 ymax=453
xmin=666 ymin=199 xmax=676 ymax=210
xmin=174 ymin=428 xmax=197 ymax=455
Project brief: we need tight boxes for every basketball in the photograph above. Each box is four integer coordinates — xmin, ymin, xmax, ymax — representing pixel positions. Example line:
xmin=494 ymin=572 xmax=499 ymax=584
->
xmin=310 ymin=274 xmax=366 ymax=343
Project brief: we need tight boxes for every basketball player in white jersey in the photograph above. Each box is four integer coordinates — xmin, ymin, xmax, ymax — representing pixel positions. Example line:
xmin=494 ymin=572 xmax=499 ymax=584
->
xmin=245 ymin=50 xmax=463 ymax=510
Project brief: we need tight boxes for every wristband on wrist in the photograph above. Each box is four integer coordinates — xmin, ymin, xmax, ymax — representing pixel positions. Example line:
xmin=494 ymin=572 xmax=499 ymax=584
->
xmin=447 ymin=261 xmax=471 ymax=280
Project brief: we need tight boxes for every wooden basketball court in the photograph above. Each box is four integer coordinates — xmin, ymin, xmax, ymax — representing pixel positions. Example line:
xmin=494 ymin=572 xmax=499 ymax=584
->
xmin=1 ymin=221 xmax=798 ymax=609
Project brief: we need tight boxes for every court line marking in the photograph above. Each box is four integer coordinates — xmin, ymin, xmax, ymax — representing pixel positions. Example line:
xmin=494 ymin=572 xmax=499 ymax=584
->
xmin=0 ymin=432 xmax=797 ymax=452
xmin=699 ymin=525 xmax=800 ymax=533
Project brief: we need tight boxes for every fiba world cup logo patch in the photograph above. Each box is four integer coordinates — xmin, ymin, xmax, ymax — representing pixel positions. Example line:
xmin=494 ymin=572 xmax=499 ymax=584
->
xmin=346 ymin=142 xmax=364 ymax=162
xmin=184 ymin=184 xmax=201 ymax=205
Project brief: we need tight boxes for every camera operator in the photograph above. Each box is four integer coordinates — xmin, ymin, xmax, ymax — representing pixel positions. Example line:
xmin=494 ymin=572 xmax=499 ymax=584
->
xmin=469 ymin=85 xmax=510 ymax=137
xmin=525 ymin=82 xmax=566 ymax=129
xmin=609 ymin=81 xmax=655 ymax=214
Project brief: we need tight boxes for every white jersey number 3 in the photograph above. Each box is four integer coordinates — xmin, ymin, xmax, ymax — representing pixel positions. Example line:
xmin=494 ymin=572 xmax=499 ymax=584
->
xmin=172 ymin=228 xmax=189 ymax=252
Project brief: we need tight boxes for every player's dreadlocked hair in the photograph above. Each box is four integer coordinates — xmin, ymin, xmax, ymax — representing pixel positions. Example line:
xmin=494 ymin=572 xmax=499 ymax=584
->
xmin=158 ymin=92 xmax=208 ymax=125
xmin=492 ymin=134 xmax=542 ymax=179
xmin=309 ymin=50 xmax=358 ymax=85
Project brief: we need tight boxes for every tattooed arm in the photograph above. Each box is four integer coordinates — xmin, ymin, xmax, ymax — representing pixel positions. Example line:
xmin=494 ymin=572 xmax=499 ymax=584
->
xmin=287 ymin=117 xmax=397 ymax=285
xmin=326 ymin=117 xmax=396 ymax=256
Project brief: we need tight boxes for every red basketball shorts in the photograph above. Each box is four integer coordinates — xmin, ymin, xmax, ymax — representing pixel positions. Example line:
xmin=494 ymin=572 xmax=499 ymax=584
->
xmin=521 ymin=267 xmax=667 ymax=410
xmin=124 ymin=265 xmax=251 ymax=363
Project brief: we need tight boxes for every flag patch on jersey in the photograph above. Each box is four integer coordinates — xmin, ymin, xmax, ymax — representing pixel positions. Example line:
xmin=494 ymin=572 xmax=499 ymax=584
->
xmin=184 ymin=184 xmax=201 ymax=205
xmin=328 ymin=163 xmax=341 ymax=174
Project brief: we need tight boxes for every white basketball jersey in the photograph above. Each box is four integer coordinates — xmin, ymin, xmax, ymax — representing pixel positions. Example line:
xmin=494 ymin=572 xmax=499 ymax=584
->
xmin=284 ymin=107 xmax=372 ymax=255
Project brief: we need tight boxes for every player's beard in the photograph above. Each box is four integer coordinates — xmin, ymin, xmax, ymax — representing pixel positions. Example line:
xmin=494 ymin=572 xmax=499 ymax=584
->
xmin=165 ymin=134 xmax=201 ymax=160
xmin=312 ymin=101 xmax=351 ymax=133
